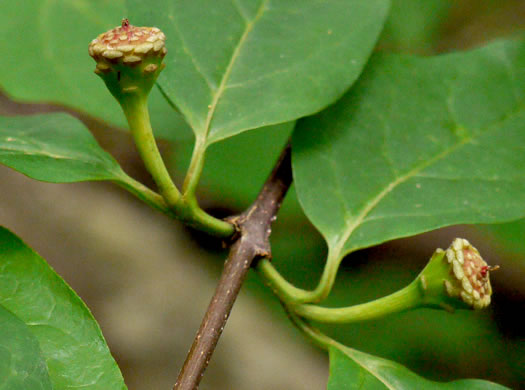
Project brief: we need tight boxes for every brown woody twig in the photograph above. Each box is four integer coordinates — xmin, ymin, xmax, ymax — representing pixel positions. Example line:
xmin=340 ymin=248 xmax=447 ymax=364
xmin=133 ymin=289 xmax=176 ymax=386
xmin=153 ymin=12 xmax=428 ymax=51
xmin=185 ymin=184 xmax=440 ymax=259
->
xmin=174 ymin=143 xmax=293 ymax=390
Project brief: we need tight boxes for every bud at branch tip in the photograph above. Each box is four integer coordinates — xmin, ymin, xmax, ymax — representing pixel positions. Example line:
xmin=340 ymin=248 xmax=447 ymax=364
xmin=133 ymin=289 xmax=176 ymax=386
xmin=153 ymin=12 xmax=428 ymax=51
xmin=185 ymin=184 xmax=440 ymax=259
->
xmin=419 ymin=238 xmax=497 ymax=311
xmin=88 ymin=19 xmax=167 ymax=101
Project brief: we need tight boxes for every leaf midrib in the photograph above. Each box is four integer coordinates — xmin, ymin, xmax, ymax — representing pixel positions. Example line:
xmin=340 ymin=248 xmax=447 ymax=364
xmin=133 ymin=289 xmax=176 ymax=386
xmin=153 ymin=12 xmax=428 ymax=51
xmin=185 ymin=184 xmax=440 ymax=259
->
xmin=201 ymin=0 xmax=269 ymax=143
xmin=336 ymin=346 xmax=396 ymax=390
xmin=0 ymin=141 xmax=114 ymax=166
xmin=330 ymin=138 xmax=467 ymax=258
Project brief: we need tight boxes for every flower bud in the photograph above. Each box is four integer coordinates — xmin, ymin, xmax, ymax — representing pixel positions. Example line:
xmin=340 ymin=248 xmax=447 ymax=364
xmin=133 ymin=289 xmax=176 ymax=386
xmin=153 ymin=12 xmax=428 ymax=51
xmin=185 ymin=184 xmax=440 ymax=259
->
xmin=88 ymin=19 xmax=167 ymax=100
xmin=443 ymin=238 xmax=496 ymax=309
xmin=418 ymin=238 xmax=497 ymax=311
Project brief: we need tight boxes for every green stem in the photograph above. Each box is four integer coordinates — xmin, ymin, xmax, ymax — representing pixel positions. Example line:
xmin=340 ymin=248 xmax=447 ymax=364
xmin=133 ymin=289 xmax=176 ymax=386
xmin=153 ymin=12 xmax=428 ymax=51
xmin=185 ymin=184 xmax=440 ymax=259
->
xmin=256 ymin=250 xmax=343 ymax=304
xmin=293 ymin=279 xmax=423 ymax=324
xmin=182 ymin=136 xmax=206 ymax=198
xmin=257 ymin=259 xmax=313 ymax=301
xmin=120 ymin=93 xmax=234 ymax=237
xmin=179 ymin=201 xmax=235 ymax=237
xmin=116 ymin=175 xmax=174 ymax=216
xmin=121 ymin=93 xmax=182 ymax=208
xmin=177 ymin=136 xmax=234 ymax=236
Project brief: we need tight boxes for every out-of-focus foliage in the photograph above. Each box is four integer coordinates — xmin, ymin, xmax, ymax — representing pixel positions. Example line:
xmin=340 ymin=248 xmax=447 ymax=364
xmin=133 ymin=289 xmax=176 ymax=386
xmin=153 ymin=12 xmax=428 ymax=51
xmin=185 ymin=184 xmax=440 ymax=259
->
xmin=481 ymin=220 xmax=525 ymax=265
xmin=379 ymin=0 xmax=453 ymax=53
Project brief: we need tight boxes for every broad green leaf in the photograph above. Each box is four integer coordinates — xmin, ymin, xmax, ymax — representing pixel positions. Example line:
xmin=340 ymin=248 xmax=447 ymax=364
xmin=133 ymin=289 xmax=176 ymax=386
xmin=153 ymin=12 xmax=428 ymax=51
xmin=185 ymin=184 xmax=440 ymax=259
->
xmin=379 ymin=0 xmax=453 ymax=53
xmin=127 ymin=0 xmax=390 ymax=144
xmin=293 ymin=38 xmax=525 ymax=260
xmin=0 ymin=305 xmax=52 ymax=390
xmin=477 ymin=219 xmax=525 ymax=269
xmin=0 ymin=0 xmax=191 ymax=141
xmin=328 ymin=345 xmax=510 ymax=389
xmin=0 ymin=113 xmax=128 ymax=183
xmin=0 ymin=227 xmax=127 ymax=390
xmin=0 ymin=113 xmax=155 ymax=212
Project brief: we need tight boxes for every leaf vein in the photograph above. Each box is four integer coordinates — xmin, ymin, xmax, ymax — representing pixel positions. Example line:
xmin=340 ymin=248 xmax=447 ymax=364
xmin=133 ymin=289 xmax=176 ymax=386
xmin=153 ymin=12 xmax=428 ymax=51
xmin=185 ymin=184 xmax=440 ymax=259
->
xmin=169 ymin=9 xmax=218 ymax=91
xmin=332 ymin=139 xmax=468 ymax=257
xmin=231 ymin=0 xmax=250 ymax=24
xmin=339 ymin=347 xmax=395 ymax=390
xmin=203 ymin=0 xmax=270 ymax=138
xmin=332 ymin=94 xmax=525 ymax=256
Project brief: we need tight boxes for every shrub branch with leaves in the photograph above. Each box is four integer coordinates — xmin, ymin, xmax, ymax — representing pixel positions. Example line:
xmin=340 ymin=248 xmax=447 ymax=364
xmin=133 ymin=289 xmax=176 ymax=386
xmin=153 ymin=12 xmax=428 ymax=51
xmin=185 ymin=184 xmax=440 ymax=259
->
xmin=0 ymin=1 xmax=523 ymax=389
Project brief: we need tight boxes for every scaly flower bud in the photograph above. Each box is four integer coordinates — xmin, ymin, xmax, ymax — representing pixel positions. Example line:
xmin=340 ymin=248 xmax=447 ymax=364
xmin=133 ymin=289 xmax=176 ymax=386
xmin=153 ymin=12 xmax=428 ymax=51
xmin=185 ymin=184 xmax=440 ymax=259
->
xmin=88 ymin=19 xmax=166 ymax=100
xmin=418 ymin=238 xmax=497 ymax=310
xmin=442 ymin=238 xmax=496 ymax=309
xmin=293 ymin=238 xmax=498 ymax=325
xmin=87 ymin=19 xmax=182 ymax=212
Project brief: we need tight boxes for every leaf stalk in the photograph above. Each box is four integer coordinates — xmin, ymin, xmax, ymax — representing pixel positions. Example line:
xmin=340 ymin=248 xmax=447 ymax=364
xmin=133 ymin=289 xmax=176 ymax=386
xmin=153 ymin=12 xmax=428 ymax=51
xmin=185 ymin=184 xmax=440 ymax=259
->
xmin=121 ymin=93 xmax=234 ymax=237
xmin=293 ymin=279 xmax=423 ymax=323
xmin=256 ymin=250 xmax=342 ymax=304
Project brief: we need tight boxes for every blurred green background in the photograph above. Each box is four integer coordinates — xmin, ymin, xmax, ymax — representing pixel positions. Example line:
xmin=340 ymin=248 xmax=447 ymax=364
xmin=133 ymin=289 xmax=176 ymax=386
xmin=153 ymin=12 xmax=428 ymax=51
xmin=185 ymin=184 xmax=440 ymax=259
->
xmin=1 ymin=0 xmax=524 ymax=389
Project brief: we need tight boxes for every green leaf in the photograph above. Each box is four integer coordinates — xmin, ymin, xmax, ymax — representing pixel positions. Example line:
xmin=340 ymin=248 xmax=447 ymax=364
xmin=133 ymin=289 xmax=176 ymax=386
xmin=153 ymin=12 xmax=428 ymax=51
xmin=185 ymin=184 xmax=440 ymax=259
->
xmin=0 ymin=113 xmax=127 ymax=183
xmin=0 ymin=305 xmax=52 ymax=390
xmin=0 ymin=227 xmax=127 ymax=390
xmin=328 ymin=345 xmax=510 ymax=389
xmin=127 ymin=0 xmax=390 ymax=144
xmin=293 ymin=38 xmax=525 ymax=260
xmin=480 ymin=218 xmax=525 ymax=255
xmin=0 ymin=0 xmax=191 ymax=141
xmin=0 ymin=113 xmax=164 ymax=213
xmin=477 ymin=219 xmax=525 ymax=269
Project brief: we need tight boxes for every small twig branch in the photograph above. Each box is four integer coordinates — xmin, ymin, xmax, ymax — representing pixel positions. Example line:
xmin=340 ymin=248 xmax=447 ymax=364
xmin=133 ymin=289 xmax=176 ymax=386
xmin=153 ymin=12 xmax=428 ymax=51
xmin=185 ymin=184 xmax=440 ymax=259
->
xmin=173 ymin=143 xmax=293 ymax=390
